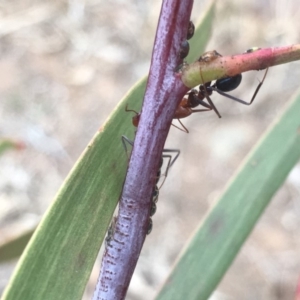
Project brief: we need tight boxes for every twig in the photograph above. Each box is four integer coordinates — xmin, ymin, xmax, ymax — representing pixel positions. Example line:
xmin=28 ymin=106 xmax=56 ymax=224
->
xmin=181 ymin=44 xmax=300 ymax=88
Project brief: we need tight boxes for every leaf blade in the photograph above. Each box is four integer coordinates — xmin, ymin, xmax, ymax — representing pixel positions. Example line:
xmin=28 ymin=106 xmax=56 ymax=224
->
xmin=156 ymin=89 xmax=300 ymax=300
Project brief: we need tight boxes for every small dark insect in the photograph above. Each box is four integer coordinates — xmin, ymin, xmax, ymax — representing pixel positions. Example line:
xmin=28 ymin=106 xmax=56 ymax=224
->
xmin=147 ymin=218 xmax=153 ymax=235
xmin=198 ymin=50 xmax=222 ymax=62
xmin=179 ymin=40 xmax=190 ymax=59
xmin=187 ymin=21 xmax=195 ymax=40
xmin=105 ymin=217 xmax=117 ymax=247
xmin=179 ymin=20 xmax=195 ymax=60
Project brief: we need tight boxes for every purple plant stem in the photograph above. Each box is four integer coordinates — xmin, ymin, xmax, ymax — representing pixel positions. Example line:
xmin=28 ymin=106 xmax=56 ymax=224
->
xmin=93 ymin=0 xmax=193 ymax=299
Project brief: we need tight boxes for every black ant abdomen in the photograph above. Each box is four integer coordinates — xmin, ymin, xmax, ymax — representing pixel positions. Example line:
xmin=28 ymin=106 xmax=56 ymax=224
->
xmin=215 ymin=74 xmax=242 ymax=92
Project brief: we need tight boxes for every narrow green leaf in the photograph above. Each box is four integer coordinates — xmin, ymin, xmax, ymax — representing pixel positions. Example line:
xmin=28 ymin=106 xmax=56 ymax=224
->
xmin=156 ymin=89 xmax=300 ymax=300
xmin=1 ymin=3 xmax=215 ymax=300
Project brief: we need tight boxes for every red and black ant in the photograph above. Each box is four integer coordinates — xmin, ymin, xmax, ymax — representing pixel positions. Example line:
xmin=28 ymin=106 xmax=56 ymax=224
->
xmin=179 ymin=23 xmax=268 ymax=123
xmin=179 ymin=67 xmax=268 ymax=123
xmin=124 ymin=58 xmax=268 ymax=134
xmin=197 ymin=49 xmax=268 ymax=110
xmin=175 ymin=49 xmax=269 ymax=129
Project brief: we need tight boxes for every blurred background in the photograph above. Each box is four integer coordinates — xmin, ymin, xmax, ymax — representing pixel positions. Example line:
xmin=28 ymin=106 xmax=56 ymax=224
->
xmin=1 ymin=0 xmax=300 ymax=299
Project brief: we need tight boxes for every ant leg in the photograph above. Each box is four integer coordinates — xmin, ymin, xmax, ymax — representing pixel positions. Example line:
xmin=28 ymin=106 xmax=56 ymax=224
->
xmin=171 ymin=119 xmax=189 ymax=133
xmin=201 ymin=89 xmax=222 ymax=118
xmin=178 ymin=119 xmax=189 ymax=133
xmin=193 ymin=99 xmax=212 ymax=109
xmin=212 ymin=68 xmax=269 ymax=105
xmin=191 ymin=108 xmax=212 ymax=114
xmin=122 ymin=135 xmax=179 ymax=188
xmin=123 ymin=136 xmax=180 ymax=170
xmin=162 ymin=149 xmax=180 ymax=175
xmin=200 ymin=68 xmax=222 ymax=118
xmin=125 ymin=104 xmax=138 ymax=114
xmin=173 ymin=108 xmax=214 ymax=134
xmin=249 ymin=67 xmax=269 ymax=104
xmin=187 ymin=89 xmax=212 ymax=109
xmin=157 ymin=155 xmax=171 ymax=189
xmin=157 ymin=149 xmax=180 ymax=189
xmin=121 ymin=135 xmax=134 ymax=160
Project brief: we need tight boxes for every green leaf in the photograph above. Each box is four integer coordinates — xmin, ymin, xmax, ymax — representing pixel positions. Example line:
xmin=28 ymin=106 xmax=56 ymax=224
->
xmin=156 ymin=89 xmax=300 ymax=300
xmin=1 ymin=3 xmax=215 ymax=299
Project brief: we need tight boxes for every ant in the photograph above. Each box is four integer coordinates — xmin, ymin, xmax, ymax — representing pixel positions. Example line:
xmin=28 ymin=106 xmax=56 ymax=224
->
xmin=179 ymin=36 xmax=268 ymax=128
xmin=201 ymin=73 xmax=268 ymax=109
xmin=126 ymin=51 xmax=266 ymax=130
xmin=203 ymin=69 xmax=268 ymax=107
xmin=128 ymin=52 xmax=268 ymax=133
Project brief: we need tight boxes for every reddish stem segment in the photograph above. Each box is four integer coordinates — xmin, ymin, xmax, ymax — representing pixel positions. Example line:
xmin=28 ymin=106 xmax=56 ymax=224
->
xmin=181 ymin=44 xmax=300 ymax=88
xmin=93 ymin=0 xmax=193 ymax=299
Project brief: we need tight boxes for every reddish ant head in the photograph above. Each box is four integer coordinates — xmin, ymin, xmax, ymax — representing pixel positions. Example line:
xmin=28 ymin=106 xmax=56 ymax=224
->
xmin=132 ymin=114 xmax=140 ymax=127
xmin=125 ymin=104 xmax=140 ymax=127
